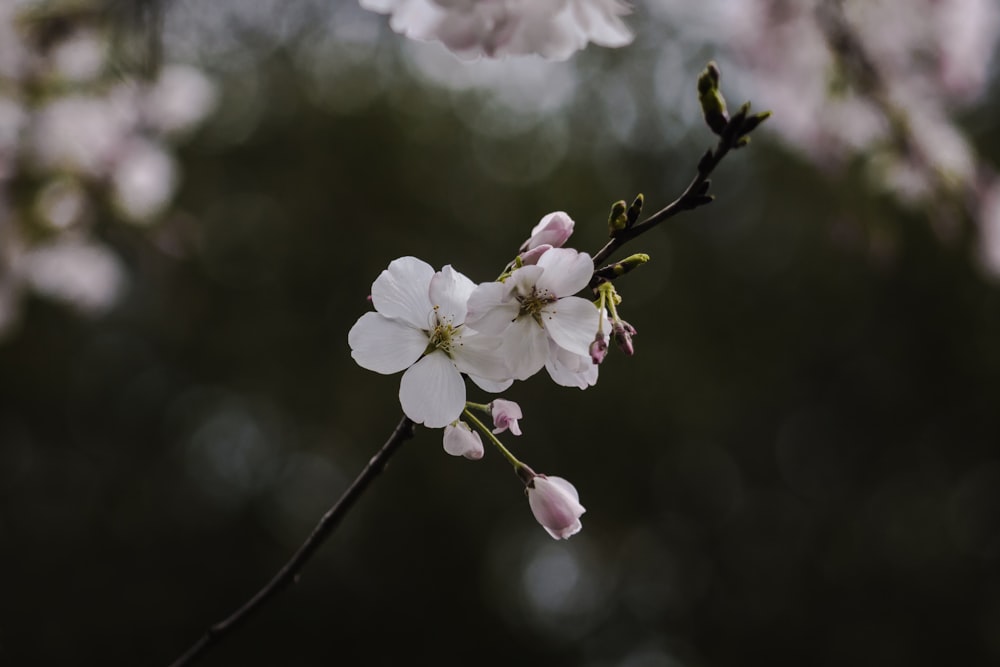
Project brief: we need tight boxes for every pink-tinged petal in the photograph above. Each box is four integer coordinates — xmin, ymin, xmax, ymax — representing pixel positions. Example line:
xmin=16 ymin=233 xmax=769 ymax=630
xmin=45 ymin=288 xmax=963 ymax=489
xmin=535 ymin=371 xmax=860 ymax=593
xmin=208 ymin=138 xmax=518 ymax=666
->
xmin=527 ymin=474 xmax=586 ymax=540
xmin=468 ymin=374 xmax=514 ymax=393
xmin=490 ymin=398 xmax=523 ymax=436
xmin=542 ymin=295 xmax=599 ymax=357
xmin=371 ymin=256 xmax=435 ymax=329
xmin=452 ymin=331 xmax=510 ymax=381
xmin=536 ymin=248 xmax=593 ymax=296
xmin=466 ymin=282 xmax=518 ymax=334
xmin=501 ymin=316 xmax=549 ymax=381
xmin=519 ymin=244 xmax=552 ymax=266
xmin=545 ymin=340 xmax=599 ymax=389
xmin=443 ymin=421 xmax=484 ymax=460
xmin=348 ymin=312 xmax=427 ymax=374
xmin=430 ymin=265 xmax=476 ymax=324
xmin=399 ymin=351 xmax=465 ymax=428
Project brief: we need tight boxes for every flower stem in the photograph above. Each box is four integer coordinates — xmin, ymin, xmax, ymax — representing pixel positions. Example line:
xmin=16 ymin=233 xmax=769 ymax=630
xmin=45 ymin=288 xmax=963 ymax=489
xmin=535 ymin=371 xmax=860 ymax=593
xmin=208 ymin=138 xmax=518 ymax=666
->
xmin=463 ymin=408 xmax=524 ymax=471
xmin=464 ymin=401 xmax=492 ymax=414
xmin=167 ymin=415 xmax=416 ymax=667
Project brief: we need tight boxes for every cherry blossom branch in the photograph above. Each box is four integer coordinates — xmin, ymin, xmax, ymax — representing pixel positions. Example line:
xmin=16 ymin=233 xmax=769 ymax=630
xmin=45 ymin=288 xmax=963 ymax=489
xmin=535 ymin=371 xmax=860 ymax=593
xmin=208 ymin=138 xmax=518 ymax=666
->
xmin=168 ymin=415 xmax=416 ymax=667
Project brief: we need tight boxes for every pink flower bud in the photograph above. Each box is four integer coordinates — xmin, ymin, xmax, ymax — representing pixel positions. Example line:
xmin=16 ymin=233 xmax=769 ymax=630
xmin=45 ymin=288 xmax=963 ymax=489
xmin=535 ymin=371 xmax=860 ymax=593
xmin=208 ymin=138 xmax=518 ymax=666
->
xmin=527 ymin=474 xmax=586 ymax=540
xmin=490 ymin=398 xmax=523 ymax=436
xmin=612 ymin=320 xmax=635 ymax=356
xmin=589 ymin=332 xmax=608 ymax=364
xmin=443 ymin=421 xmax=484 ymax=460
xmin=518 ymin=243 xmax=552 ymax=265
xmin=519 ymin=211 xmax=575 ymax=252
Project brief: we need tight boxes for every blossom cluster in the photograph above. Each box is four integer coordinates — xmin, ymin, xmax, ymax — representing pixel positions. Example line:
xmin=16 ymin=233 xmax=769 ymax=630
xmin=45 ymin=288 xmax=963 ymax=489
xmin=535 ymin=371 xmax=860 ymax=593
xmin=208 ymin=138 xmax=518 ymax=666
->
xmin=348 ymin=211 xmax=629 ymax=539
xmin=359 ymin=0 xmax=633 ymax=60
xmin=0 ymin=2 xmax=217 ymax=339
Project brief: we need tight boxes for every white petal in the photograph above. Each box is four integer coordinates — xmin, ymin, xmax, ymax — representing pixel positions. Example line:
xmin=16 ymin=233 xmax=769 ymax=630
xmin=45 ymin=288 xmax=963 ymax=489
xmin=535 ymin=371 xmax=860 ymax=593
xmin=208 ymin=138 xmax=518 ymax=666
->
xmin=469 ymin=374 xmax=514 ymax=393
xmin=466 ymin=281 xmax=518 ymax=334
xmin=506 ymin=264 xmax=545 ymax=299
xmin=536 ymin=248 xmax=593 ymax=296
xmin=348 ymin=312 xmax=427 ymax=374
xmin=452 ymin=330 xmax=510 ymax=381
xmin=542 ymin=296 xmax=599 ymax=357
xmin=399 ymin=351 xmax=466 ymax=428
xmin=545 ymin=340 xmax=598 ymax=389
xmin=429 ymin=265 xmax=476 ymax=324
xmin=501 ymin=316 xmax=549 ymax=381
xmin=371 ymin=256 xmax=435 ymax=329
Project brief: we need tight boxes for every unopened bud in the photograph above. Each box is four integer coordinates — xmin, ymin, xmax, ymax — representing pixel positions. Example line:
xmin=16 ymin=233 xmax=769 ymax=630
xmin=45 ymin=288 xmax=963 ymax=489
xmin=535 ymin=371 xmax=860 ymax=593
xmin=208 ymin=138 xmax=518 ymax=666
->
xmin=626 ymin=193 xmax=644 ymax=226
xmin=608 ymin=200 xmax=628 ymax=234
xmin=612 ymin=321 xmax=635 ymax=356
xmin=519 ymin=243 xmax=552 ymax=265
xmin=521 ymin=211 xmax=575 ymax=252
xmin=697 ymin=61 xmax=729 ymax=135
xmin=589 ymin=332 xmax=608 ymax=364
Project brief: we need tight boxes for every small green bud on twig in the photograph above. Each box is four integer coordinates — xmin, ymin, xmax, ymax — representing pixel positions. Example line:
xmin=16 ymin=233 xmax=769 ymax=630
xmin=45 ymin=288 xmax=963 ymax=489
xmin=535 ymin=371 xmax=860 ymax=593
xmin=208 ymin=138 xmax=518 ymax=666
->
xmin=608 ymin=200 xmax=628 ymax=234
xmin=698 ymin=61 xmax=729 ymax=135
xmin=626 ymin=194 xmax=644 ymax=226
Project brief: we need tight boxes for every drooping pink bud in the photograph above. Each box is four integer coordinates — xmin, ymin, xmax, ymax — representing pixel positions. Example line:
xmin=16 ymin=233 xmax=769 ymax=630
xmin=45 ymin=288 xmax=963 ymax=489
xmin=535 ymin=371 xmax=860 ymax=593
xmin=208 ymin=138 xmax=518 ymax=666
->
xmin=612 ymin=320 xmax=635 ymax=356
xmin=589 ymin=332 xmax=608 ymax=364
xmin=526 ymin=474 xmax=586 ymax=540
xmin=519 ymin=211 xmax=575 ymax=252
xmin=490 ymin=398 xmax=523 ymax=436
xmin=443 ymin=421 xmax=484 ymax=460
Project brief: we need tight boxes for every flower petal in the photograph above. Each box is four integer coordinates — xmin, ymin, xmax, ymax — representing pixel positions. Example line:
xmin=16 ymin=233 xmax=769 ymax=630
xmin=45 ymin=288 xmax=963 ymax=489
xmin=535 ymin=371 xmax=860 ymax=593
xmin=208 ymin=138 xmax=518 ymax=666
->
xmin=536 ymin=248 xmax=593 ymax=296
xmin=545 ymin=340 xmax=599 ymax=389
xmin=452 ymin=331 xmax=510 ymax=381
xmin=542 ymin=295 xmax=599 ymax=357
xmin=430 ymin=265 xmax=476 ymax=324
xmin=399 ymin=351 xmax=465 ymax=428
xmin=466 ymin=281 xmax=518 ymax=335
xmin=469 ymin=374 xmax=514 ymax=393
xmin=371 ymin=256 xmax=435 ymax=329
xmin=501 ymin=316 xmax=549 ymax=381
xmin=348 ymin=312 xmax=427 ymax=374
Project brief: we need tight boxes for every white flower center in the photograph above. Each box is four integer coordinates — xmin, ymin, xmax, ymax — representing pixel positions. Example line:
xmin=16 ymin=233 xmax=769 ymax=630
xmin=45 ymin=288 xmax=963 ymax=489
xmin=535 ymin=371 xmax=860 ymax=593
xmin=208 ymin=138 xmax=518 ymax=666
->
xmin=516 ymin=287 xmax=557 ymax=326
xmin=426 ymin=306 xmax=459 ymax=355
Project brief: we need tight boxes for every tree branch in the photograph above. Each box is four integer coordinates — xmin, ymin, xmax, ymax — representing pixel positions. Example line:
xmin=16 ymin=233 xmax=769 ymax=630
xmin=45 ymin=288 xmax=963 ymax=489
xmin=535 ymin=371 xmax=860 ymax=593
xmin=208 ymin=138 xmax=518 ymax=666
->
xmin=168 ymin=414 xmax=416 ymax=667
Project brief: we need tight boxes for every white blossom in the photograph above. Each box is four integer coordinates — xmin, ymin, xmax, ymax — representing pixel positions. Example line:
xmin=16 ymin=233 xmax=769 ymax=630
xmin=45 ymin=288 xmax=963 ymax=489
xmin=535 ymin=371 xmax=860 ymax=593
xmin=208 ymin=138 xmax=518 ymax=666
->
xmin=466 ymin=247 xmax=599 ymax=382
xmin=359 ymin=0 xmax=633 ymax=61
xmin=348 ymin=257 xmax=509 ymax=428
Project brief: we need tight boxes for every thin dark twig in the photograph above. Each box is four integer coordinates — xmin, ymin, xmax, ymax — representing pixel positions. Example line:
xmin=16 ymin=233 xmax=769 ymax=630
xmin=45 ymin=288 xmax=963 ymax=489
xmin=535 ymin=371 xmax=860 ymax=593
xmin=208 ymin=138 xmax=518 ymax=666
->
xmin=168 ymin=415 xmax=416 ymax=667
xmin=589 ymin=134 xmax=734 ymax=278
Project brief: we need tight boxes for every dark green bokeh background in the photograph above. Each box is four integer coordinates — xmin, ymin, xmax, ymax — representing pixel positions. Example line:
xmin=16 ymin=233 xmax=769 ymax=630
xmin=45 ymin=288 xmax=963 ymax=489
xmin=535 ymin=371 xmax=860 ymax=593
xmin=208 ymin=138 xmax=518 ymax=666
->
xmin=2 ymin=6 xmax=1000 ymax=666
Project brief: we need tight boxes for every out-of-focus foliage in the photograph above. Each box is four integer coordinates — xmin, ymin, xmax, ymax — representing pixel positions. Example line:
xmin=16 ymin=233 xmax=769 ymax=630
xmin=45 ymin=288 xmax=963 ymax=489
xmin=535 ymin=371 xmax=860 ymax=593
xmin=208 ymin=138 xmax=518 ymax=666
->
xmin=1 ymin=1 xmax=1000 ymax=666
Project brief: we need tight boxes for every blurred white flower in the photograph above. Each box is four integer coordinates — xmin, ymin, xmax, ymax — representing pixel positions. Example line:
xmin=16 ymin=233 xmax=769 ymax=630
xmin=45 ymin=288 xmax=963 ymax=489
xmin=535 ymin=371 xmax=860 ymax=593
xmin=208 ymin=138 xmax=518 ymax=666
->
xmin=111 ymin=140 xmax=178 ymax=223
xmin=30 ymin=95 xmax=129 ymax=177
xmin=21 ymin=239 xmax=127 ymax=315
xmin=145 ymin=65 xmax=219 ymax=136
xmin=50 ymin=29 xmax=106 ymax=82
xmin=360 ymin=0 xmax=633 ymax=60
